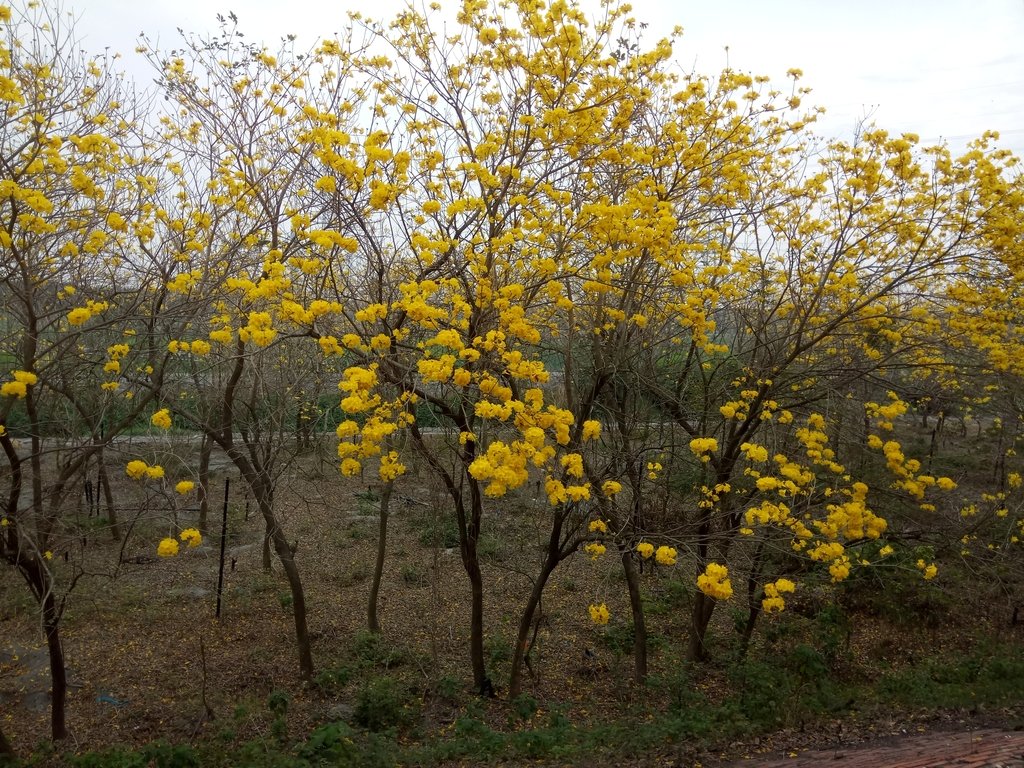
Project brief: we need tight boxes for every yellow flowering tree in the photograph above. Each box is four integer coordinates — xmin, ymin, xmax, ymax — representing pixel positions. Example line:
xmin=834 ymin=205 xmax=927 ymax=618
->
xmin=129 ymin=17 xmax=378 ymax=681
xmin=298 ymin=0 xmax=693 ymax=695
xmin=0 ymin=2 xmax=183 ymax=741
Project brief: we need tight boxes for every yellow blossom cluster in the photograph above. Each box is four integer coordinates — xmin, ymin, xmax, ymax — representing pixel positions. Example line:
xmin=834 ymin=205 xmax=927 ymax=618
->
xmin=697 ymin=562 xmax=733 ymax=600
xmin=688 ymin=437 xmax=718 ymax=461
xmin=584 ymin=542 xmax=606 ymax=560
xmin=168 ymin=339 xmax=212 ymax=356
xmin=238 ymin=311 xmax=277 ymax=347
xmin=588 ymin=603 xmax=610 ymax=625
xmin=125 ymin=460 xmax=165 ymax=480
xmin=156 ymin=528 xmax=203 ymax=557
xmin=150 ymin=408 xmax=172 ymax=430
xmin=1 ymin=370 xmax=37 ymax=399
xmin=761 ymin=578 xmax=796 ymax=613
xmin=66 ymin=299 xmax=109 ymax=326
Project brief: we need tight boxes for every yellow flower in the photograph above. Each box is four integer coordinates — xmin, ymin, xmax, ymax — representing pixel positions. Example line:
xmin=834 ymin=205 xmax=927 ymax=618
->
xmin=151 ymin=408 xmax=172 ymax=430
xmin=157 ymin=537 xmax=180 ymax=557
xmin=67 ymin=307 xmax=91 ymax=325
xmin=697 ymin=562 xmax=733 ymax=599
xmin=655 ymin=546 xmax=677 ymax=566
xmin=774 ymin=578 xmax=796 ymax=593
xmin=1 ymin=381 xmax=26 ymax=398
xmin=125 ymin=460 xmax=149 ymax=480
xmin=689 ymin=437 xmax=718 ymax=461
xmin=588 ymin=603 xmax=610 ymax=625
xmin=636 ymin=542 xmax=654 ymax=559
xmin=175 ymin=480 xmax=195 ymax=494
xmin=379 ymin=451 xmax=406 ymax=482
xmin=179 ymin=528 xmax=202 ymax=548
xmin=601 ymin=480 xmax=622 ymax=496
xmin=145 ymin=465 xmax=165 ymax=480
xmin=584 ymin=542 xmax=606 ymax=560
xmin=588 ymin=519 xmax=607 ymax=534
xmin=44 ymin=550 xmax=53 ymax=560
xmin=581 ymin=420 xmax=601 ymax=441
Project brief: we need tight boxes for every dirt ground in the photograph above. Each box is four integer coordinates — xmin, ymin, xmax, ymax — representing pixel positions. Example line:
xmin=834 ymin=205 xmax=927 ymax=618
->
xmin=2 ymin=441 xmax=1023 ymax=764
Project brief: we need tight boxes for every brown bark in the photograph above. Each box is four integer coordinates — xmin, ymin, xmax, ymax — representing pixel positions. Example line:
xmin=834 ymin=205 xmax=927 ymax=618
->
xmin=621 ymin=545 xmax=648 ymax=684
xmin=509 ymin=559 xmax=555 ymax=699
xmin=260 ymin=498 xmax=314 ymax=679
xmin=688 ymin=590 xmax=716 ymax=662
xmin=43 ymin=592 xmax=68 ymax=740
xmin=464 ymin=479 xmax=489 ymax=694
xmin=367 ymin=482 xmax=393 ymax=634
xmin=97 ymin=452 xmax=120 ymax=542
xmin=197 ymin=434 xmax=212 ymax=535
xmin=262 ymin=517 xmax=273 ymax=572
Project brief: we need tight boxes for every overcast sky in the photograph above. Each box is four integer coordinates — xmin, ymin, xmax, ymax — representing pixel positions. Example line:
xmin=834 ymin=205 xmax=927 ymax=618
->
xmin=69 ymin=0 xmax=1024 ymax=159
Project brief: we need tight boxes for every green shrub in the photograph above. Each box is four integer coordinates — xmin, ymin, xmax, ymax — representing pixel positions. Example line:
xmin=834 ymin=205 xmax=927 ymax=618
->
xmin=354 ymin=676 xmax=412 ymax=731
xmin=352 ymin=630 xmax=405 ymax=670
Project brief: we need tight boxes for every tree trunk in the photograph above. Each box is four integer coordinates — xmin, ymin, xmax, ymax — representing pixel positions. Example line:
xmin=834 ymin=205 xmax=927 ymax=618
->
xmin=367 ymin=482 xmax=392 ymax=634
xmin=262 ymin=518 xmax=273 ymax=572
xmin=43 ymin=592 xmax=68 ymax=740
xmin=508 ymin=559 xmax=555 ymax=699
xmin=688 ymin=590 xmax=716 ymax=662
xmin=738 ymin=606 xmax=760 ymax=659
xmin=0 ymin=725 xmax=13 ymax=759
xmin=261 ymin=499 xmax=313 ymax=679
xmin=621 ymin=545 xmax=648 ymax=684
xmin=97 ymin=452 xmax=120 ymax=543
xmin=198 ymin=434 xmax=212 ymax=535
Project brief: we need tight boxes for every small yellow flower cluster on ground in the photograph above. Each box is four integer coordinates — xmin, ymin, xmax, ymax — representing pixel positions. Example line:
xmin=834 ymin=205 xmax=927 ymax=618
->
xmin=588 ymin=603 xmax=610 ymax=625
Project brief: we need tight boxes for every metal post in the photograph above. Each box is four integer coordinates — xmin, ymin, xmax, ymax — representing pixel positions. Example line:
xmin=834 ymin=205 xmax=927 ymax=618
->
xmin=215 ymin=477 xmax=229 ymax=619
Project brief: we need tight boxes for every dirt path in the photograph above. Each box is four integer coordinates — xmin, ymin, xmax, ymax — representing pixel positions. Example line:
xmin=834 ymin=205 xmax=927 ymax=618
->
xmin=725 ymin=728 xmax=1024 ymax=767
